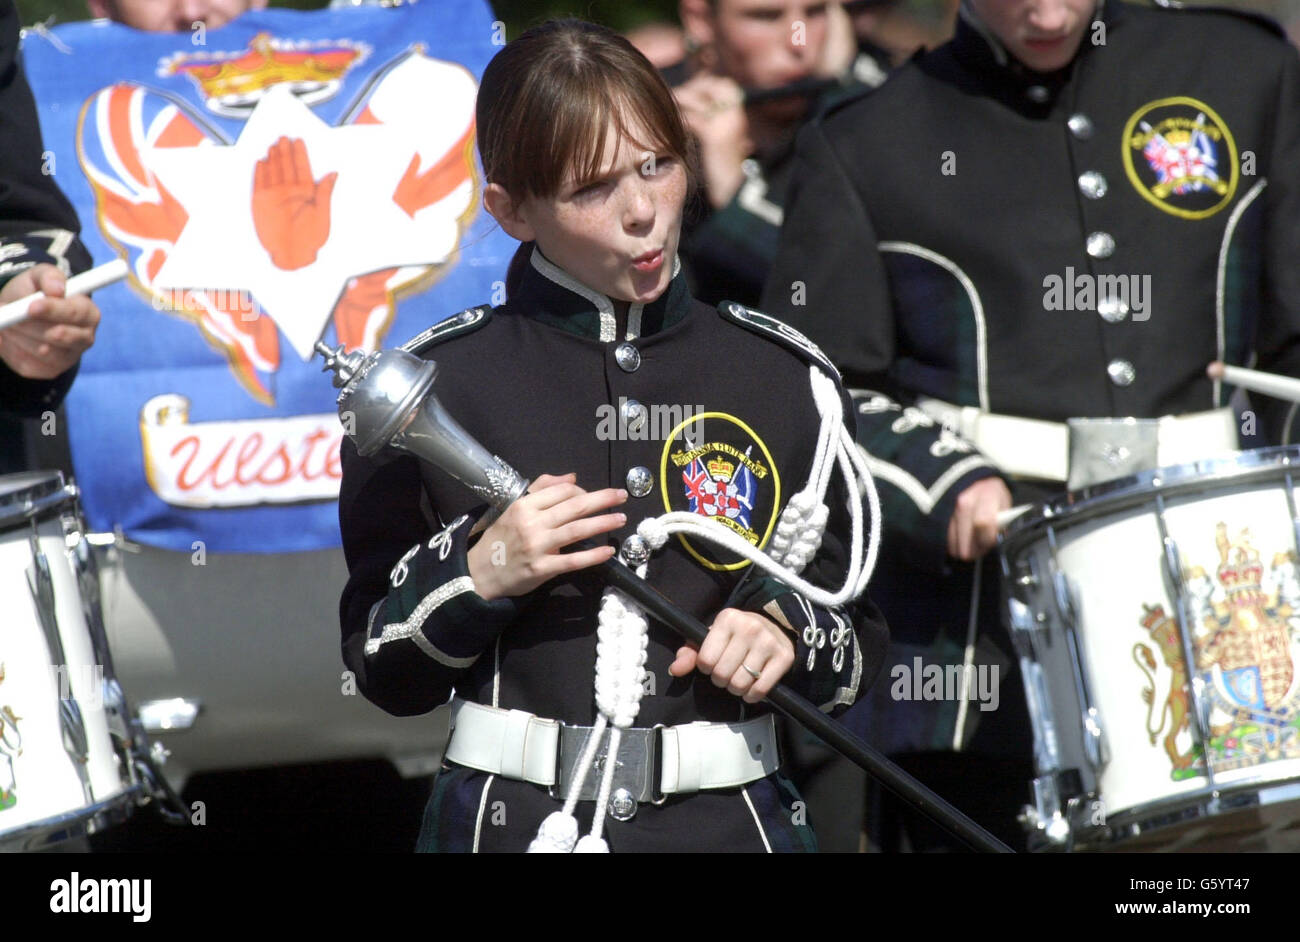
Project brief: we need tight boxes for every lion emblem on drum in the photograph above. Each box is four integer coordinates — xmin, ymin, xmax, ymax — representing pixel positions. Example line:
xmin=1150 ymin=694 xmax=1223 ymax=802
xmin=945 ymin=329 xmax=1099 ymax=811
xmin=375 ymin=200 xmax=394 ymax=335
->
xmin=1133 ymin=603 xmax=1198 ymax=773
xmin=1135 ymin=523 xmax=1300 ymax=779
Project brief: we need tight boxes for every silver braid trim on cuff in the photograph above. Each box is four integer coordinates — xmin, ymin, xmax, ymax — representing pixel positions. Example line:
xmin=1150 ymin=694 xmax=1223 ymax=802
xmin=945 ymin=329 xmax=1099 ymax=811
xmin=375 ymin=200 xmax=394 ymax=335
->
xmin=365 ymin=576 xmax=480 ymax=667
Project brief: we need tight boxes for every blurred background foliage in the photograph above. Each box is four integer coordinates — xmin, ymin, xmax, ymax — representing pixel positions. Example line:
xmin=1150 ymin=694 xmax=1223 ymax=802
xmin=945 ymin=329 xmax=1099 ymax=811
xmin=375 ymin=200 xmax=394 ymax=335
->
xmin=14 ymin=0 xmax=1299 ymax=39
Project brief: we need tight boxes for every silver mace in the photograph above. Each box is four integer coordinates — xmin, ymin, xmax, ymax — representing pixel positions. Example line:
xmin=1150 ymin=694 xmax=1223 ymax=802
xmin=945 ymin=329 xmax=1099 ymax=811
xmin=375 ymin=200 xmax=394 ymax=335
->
xmin=316 ymin=339 xmax=1009 ymax=853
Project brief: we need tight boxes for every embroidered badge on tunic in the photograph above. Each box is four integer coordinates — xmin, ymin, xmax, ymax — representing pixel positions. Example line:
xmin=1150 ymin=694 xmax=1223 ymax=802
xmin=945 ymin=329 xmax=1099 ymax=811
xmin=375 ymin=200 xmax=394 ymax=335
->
xmin=1122 ymin=97 xmax=1238 ymax=219
xmin=660 ymin=412 xmax=780 ymax=571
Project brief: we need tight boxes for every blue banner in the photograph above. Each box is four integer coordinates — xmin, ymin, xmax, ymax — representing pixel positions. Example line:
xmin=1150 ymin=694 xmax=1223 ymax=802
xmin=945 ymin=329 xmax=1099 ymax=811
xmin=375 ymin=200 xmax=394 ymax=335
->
xmin=22 ymin=2 xmax=513 ymax=552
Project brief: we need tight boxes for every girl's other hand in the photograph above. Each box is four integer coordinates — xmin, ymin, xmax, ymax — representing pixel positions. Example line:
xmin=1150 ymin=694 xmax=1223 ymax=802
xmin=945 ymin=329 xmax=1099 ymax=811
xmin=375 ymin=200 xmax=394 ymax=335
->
xmin=467 ymin=473 xmax=628 ymax=601
xmin=668 ymin=608 xmax=795 ymax=704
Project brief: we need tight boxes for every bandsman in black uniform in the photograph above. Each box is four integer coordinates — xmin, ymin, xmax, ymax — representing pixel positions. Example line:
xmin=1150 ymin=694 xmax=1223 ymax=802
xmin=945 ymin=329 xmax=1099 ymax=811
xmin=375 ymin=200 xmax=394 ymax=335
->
xmin=670 ymin=0 xmax=880 ymax=311
xmin=761 ymin=0 xmax=1300 ymax=848
xmin=1 ymin=0 xmax=98 ymax=472
xmin=338 ymin=19 xmax=887 ymax=853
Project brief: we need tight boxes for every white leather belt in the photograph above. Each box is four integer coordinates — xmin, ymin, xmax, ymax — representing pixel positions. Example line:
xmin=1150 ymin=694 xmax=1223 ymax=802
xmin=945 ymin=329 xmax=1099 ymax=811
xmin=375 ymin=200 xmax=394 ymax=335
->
xmin=915 ymin=397 xmax=1238 ymax=486
xmin=443 ymin=698 xmax=780 ymax=802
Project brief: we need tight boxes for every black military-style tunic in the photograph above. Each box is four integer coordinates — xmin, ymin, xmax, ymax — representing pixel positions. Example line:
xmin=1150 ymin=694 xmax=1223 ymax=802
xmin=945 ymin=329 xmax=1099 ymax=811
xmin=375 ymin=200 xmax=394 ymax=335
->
xmin=676 ymin=78 xmax=877 ymax=312
xmin=1 ymin=0 xmax=92 ymax=469
xmin=759 ymin=0 xmax=1300 ymax=847
xmin=338 ymin=248 xmax=888 ymax=852
xmin=763 ymin=0 xmax=1300 ymax=568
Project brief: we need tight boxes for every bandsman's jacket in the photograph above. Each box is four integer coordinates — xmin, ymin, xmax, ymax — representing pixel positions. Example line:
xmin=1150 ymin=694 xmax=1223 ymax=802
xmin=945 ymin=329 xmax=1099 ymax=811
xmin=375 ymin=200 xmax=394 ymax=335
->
xmin=761 ymin=0 xmax=1300 ymax=574
xmin=1 ymin=0 xmax=92 ymax=464
xmin=678 ymin=78 xmax=876 ymax=311
xmin=338 ymin=250 xmax=888 ymax=851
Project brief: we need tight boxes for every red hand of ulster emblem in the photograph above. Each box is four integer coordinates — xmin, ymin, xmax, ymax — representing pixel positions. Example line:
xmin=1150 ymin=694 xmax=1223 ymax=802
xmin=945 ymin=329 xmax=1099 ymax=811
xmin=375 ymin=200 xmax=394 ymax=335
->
xmin=252 ymin=135 xmax=338 ymax=270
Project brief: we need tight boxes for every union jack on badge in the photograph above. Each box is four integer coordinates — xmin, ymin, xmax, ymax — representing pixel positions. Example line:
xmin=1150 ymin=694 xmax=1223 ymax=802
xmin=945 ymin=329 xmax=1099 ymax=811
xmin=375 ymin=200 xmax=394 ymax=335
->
xmin=662 ymin=412 xmax=780 ymax=572
xmin=682 ymin=454 xmax=757 ymax=532
xmin=1122 ymin=96 xmax=1239 ymax=220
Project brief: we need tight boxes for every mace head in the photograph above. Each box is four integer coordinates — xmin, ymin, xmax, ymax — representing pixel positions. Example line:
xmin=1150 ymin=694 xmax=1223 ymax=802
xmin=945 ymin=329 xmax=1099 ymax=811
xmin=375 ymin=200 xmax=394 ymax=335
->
xmin=316 ymin=341 xmax=437 ymax=457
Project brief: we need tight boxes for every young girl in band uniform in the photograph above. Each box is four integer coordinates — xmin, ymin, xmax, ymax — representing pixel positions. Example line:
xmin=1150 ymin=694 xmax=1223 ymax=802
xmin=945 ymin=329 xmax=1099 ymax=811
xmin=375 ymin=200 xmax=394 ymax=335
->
xmin=338 ymin=18 xmax=886 ymax=853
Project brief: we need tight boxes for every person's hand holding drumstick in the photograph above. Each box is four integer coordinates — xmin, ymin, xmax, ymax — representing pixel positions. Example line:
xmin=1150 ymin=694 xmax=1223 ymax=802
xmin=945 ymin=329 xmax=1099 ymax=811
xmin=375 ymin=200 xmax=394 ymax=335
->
xmin=0 ymin=263 xmax=101 ymax=381
xmin=948 ymin=476 xmax=1013 ymax=560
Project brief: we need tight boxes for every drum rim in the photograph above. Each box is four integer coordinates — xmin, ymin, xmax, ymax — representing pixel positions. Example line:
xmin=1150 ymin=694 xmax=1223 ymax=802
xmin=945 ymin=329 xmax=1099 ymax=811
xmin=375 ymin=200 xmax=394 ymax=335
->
xmin=0 ymin=785 xmax=141 ymax=851
xmin=0 ymin=470 xmax=71 ymax=530
xmin=1003 ymin=445 xmax=1300 ymax=547
xmin=1092 ymin=776 xmax=1300 ymax=847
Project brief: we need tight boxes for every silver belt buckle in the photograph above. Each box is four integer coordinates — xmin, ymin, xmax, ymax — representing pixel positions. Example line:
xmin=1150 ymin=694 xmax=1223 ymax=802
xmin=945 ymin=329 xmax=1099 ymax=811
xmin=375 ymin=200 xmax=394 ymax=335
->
xmin=1066 ymin=417 xmax=1159 ymax=490
xmin=549 ymin=724 xmax=661 ymax=817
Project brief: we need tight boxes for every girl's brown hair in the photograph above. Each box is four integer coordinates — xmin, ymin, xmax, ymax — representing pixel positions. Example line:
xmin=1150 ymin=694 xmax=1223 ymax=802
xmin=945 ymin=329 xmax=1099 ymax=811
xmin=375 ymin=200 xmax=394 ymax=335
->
xmin=477 ymin=18 xmax=695 ymax=200
xmin=476 ymin=19 xmax=697 ymax=293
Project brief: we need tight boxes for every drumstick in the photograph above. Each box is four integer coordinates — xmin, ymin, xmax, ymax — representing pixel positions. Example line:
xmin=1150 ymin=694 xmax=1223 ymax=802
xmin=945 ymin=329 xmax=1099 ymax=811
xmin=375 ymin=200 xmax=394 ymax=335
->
xmin=1207 ymin=361 xmax=1300 ymax=405
xmin=997 ymin=504 xmax=1032 ymax=530
xmin=0 ymin=258 xmax=128 ymax=331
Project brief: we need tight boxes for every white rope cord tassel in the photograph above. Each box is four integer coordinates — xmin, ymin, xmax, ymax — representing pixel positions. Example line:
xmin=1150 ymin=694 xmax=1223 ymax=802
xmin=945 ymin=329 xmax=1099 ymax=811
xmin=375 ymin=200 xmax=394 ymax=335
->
xmin=767 ymin=368 xmax=842 ymax=572
xmin=529 ymin=562 xmax=649 ymax=853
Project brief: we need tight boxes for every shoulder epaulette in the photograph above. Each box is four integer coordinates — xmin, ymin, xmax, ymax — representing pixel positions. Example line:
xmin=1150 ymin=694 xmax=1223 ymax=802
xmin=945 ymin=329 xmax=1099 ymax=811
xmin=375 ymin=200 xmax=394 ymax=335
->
xmin=400 ymin=305 xmax=492 ymax=355
xmin=718 ymin=301 xmax=841 ymax=380
xmin=1150 ymin=0 xmax=1285 ymax=39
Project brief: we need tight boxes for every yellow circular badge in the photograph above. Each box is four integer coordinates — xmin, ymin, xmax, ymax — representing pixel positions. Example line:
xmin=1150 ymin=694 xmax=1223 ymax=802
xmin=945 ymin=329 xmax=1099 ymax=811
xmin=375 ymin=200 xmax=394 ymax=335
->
xmin=1122 ymin=96 xmax=1238 ymax=220
xmin=659 ymin=412 xmax=780 ymax=572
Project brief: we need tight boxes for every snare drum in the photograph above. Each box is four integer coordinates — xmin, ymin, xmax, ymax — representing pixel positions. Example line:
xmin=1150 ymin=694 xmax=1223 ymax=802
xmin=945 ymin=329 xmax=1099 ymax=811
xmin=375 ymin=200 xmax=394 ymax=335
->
xmin=0 ymin=472 xmax=142 ymax=849
xmin=1002 ymin=447 xmax=1300 ymax=851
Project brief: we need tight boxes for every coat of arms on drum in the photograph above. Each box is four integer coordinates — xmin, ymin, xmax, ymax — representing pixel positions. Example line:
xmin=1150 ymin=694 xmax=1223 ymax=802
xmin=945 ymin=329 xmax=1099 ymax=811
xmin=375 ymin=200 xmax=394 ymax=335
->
xmin=0 ymin=664 xmax=20 ymax=810
xmin=1134 ymin=524 xmax=1300 ymax=780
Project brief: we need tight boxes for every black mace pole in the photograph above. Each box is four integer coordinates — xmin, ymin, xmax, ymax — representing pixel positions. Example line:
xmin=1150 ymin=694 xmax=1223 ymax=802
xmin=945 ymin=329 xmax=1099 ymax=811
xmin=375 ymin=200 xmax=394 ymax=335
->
xmin=594 ymin=555 xmax=1012 ymax=853
xmin=318 ymin=340 xmax=1013 ymax=853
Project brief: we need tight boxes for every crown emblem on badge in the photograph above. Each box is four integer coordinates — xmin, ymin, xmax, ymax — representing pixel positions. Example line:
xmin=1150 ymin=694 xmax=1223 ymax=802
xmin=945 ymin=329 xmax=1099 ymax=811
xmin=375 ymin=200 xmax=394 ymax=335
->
xmin=160 ymin=33 xmax=369 ymax=116
xmin=707 ymin=456 xmax=734 ymax=480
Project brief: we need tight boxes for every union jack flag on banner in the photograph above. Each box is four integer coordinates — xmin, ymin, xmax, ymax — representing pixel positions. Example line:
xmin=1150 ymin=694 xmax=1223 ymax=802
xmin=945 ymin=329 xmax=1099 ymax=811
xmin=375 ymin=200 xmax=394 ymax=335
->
xmin=22 ymin=1 xmax=513 ymax=552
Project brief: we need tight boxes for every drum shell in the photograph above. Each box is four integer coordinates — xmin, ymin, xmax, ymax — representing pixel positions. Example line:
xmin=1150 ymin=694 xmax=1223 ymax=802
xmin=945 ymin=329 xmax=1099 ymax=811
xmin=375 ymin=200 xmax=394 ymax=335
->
xmin=0 ymin=477 xmax=133 ymax=845
xmin=1003 ymin=446 xmax=1300 ymax=847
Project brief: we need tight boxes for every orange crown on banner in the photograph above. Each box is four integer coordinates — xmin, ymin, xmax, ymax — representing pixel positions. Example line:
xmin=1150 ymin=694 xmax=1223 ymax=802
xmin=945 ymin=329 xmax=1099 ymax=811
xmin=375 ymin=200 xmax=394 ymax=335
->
xmin=162 ymin=33 xmax=364 ymax=102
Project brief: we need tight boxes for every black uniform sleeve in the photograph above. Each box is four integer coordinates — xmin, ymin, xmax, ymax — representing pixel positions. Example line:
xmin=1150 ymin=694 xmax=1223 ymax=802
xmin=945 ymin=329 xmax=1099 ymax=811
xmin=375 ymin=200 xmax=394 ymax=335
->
xmin=726 ymin=375 xmax=889 ymax=716
xmin=760 ymin=118 xmax=895 ymax=389
xmin=1253 ymin=41 xmax=1300 ymax=444
xmin=0 ymin=0 xmax=90 ymax=279
xmin=338 ymin=440 xmax=520 ymax=716
xmin=0 ymin=359 xmax=74 ymax=417
xmin=760 ymin=118 xmax=999 ymax=572
xmin=1 ymin=0 xmax=93 ymax=415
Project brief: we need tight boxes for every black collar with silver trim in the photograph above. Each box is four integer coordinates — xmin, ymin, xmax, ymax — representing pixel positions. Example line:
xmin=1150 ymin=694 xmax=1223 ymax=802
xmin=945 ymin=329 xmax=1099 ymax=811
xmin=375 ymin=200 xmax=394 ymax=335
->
xmin=511 ymin=245 xmax=692 ymax=343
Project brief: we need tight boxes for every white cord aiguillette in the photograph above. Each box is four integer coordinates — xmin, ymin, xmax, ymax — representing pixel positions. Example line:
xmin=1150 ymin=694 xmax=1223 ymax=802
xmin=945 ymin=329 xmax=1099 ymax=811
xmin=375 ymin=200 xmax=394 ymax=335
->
xmin=528 ymin=366 xmax=882 ymax=853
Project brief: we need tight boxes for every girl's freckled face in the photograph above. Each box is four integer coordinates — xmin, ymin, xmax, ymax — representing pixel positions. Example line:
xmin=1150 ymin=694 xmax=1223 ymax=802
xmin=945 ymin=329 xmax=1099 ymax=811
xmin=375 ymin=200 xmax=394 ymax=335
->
xmin=520 ymin=118 xmax=688 ymax=305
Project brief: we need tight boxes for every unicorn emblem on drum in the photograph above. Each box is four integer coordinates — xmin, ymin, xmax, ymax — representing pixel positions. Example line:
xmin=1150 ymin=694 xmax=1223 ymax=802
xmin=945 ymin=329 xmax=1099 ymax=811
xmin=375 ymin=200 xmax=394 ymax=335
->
xmin=0 ymin=664 xmax=21 ymax=811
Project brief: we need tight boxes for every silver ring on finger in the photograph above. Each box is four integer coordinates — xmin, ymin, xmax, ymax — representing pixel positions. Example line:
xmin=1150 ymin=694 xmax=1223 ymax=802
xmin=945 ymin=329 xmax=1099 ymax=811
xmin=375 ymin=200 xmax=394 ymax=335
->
xmin=742 ymin=663 xmax=761 ymax=680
